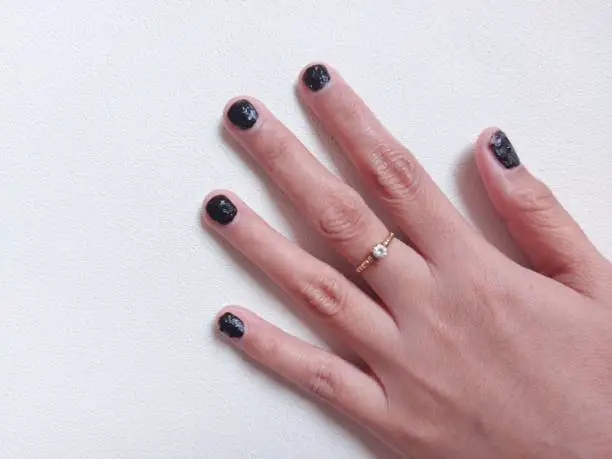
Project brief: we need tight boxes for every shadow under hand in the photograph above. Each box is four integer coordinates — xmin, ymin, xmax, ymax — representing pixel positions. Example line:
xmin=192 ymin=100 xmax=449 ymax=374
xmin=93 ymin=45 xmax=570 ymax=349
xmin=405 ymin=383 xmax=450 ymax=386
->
xmin=453 ymin=145 xmax=528 ymax=266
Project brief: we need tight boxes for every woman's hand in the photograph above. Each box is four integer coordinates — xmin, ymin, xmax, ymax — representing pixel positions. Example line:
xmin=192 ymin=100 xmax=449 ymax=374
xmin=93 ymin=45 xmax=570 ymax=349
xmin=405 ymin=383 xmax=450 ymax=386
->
xmin=202 ymin=63 xmax=612 ymax=458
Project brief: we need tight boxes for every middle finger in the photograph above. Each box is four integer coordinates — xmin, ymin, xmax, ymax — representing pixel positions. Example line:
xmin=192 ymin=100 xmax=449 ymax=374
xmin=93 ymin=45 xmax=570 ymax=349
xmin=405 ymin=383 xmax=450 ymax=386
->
xmin=223 ymin=97 xmax=429 ymax=300
xmin=297 ymin=63 xmax=478 ymax=262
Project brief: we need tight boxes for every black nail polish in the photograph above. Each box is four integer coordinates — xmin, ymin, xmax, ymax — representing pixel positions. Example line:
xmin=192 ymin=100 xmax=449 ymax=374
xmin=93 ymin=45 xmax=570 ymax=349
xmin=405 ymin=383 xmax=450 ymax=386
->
xmin=218 ymin=312 xmax=245 ymax=339
xmin=489 ymin=131 xmax=520 ymax=169
xmin=302 ymin=64 xmax=331 ymax=92
xmin=227 ymin=99 xmax=258 ymax=130
xmin=206 ymin=194 xmax=237 ymax=225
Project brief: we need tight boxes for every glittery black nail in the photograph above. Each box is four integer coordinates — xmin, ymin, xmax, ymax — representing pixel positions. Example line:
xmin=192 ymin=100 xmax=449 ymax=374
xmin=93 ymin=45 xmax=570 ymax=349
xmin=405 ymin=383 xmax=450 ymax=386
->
xmin=489 ymin=131 xmax=520 ymax=169
xmin=227 ymin=99 xmax=258 ymax=130
xmin=206 ymin=194 xmax=237 ymax=225
xmin=218 ymin=312 xmax=245 ymax=339
xmin=302 ymin=64 xmax=331 ymax=92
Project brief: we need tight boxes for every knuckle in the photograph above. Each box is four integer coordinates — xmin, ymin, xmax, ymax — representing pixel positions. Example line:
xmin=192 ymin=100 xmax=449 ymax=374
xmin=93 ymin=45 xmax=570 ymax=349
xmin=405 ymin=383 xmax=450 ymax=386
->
xmin=329 ymin=87 xmax=362 ymax=125
xmin=316 ymin=189 xmax=370 ymax=243
xmin=307 ymin=360 xmax=341 ymax=402
xmin=262 ymin=132 xmax=293 ymax=173
xmin=343 ymin=99 xmax=364 ymax=125
xmin=255 ymin=335 xmax=282 ymax=362
xmin=506 ymin=181 xmax=558 ymax=223
xmin=367 ymin=142 xmax=421 ymax=203
xmin=298 ymin=273 xmax=347 ymax=319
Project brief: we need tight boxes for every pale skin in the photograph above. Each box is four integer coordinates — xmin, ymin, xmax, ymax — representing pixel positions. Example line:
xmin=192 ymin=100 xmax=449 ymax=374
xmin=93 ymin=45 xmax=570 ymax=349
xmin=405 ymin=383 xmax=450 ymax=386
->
xmin=203 ymin=63 xmax=612 ymax=458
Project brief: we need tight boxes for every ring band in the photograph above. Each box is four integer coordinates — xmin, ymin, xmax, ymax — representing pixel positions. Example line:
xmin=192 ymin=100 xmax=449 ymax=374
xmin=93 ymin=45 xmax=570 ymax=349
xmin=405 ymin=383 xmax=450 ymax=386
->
xmin=356 ymin=232 xmax=395 ymax=273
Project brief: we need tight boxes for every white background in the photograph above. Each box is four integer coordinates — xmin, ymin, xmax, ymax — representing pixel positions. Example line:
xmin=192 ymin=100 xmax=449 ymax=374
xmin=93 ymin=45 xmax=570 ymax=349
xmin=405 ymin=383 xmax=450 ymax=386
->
xmin=1 ymin=1 xmax=611 ymax=458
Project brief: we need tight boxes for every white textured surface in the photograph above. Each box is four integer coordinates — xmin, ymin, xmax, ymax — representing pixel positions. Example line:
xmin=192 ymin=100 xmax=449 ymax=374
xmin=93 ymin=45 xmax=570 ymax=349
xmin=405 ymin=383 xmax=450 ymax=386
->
xmin=1 ymin=1 xmax=611 ymax=458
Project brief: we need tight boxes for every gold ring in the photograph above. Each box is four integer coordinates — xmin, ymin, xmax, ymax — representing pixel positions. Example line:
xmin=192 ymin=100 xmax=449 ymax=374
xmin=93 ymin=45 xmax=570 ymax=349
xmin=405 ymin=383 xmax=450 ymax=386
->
xmin=356 ymin=232 xmax=395 ymax=273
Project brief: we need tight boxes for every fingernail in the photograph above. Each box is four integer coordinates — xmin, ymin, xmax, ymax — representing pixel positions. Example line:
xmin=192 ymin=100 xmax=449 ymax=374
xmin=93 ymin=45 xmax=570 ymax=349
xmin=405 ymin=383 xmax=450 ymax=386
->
xmin=302 ymin=64 xmax=331 ymax=92
xmin=218 ymin=312 xmax=245 ymax=339
xmin=206 ymin=194 xmax=237 ymax=225
xmin=227 ymin=99 xmax=258 ymax=130
xmin=489 ymin=130 xmax=520 ymax=169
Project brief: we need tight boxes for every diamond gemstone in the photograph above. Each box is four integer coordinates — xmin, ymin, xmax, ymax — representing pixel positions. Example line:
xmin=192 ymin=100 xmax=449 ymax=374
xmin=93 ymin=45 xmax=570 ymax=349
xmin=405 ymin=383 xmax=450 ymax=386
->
xmin=372 ymin=243 xmax=388 ymax=260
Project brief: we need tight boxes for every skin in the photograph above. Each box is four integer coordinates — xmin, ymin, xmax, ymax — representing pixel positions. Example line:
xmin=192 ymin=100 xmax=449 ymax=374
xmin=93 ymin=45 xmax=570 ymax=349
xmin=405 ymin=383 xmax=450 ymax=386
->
xmin=203 ymin=63 xmax=612 ymax=458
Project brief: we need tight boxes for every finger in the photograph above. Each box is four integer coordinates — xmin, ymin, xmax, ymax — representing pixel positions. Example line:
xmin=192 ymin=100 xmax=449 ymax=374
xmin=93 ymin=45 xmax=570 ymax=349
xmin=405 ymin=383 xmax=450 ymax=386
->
xmin=215 ymin=306 xmax=390 ymax=431
xmin=474 ymin=128 xmax=608 ymax=295
xmin=222 ymin=98 xmax=430 ymax=300
xmin=297 ymin=63 xmax=477 ymax=261
xmin=203 ymin=191 xmax=401 ymax=362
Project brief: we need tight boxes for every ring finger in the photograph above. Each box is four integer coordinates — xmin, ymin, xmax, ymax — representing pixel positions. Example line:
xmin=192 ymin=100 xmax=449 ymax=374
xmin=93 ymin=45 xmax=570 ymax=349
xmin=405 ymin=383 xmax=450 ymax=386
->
xmin=222 ymin=97 xmax=430 ymax=299
xmin=203 ymin=191 xmax=401 ymax=361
